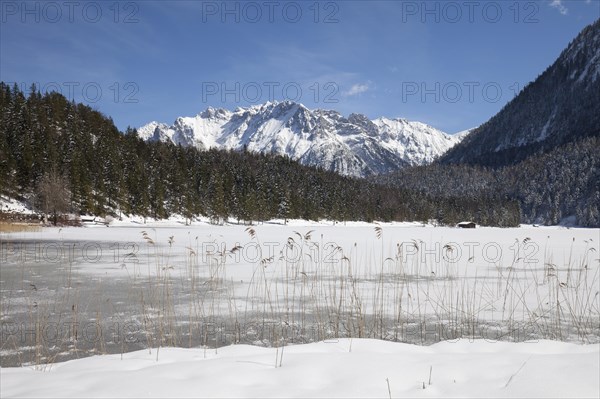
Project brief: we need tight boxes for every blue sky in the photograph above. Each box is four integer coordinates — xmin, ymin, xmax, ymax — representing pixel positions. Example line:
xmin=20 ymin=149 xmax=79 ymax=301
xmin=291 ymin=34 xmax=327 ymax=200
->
xmin=1 ymin=0 xmax=598 ymax=133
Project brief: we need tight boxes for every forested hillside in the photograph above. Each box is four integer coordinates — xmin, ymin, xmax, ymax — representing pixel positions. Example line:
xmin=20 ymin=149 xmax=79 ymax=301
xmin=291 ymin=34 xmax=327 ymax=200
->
xmin=441 ymin=19 xmax=600 ymax=168
xmin=0 ymin=82 xmax=520 ymax=226
xmin=379 ymin=136 xmax=600 ymax=227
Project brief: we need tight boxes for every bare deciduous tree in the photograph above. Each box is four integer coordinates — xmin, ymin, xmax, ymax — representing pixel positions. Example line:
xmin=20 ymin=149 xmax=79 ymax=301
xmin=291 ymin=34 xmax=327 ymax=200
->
xmin=37 ymin=170 xmax=71 ymax=225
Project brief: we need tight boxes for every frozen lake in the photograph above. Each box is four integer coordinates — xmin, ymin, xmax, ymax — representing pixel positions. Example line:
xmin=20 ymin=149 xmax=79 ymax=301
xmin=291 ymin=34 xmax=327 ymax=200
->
xmin=1 ymin=221 xmax=598 ymax=367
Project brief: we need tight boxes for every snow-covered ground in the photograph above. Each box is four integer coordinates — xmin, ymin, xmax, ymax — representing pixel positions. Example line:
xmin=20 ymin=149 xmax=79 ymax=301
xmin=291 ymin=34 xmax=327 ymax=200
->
xmin=0 ymin=195 xmax=36 ymax=216
xmin=1 ymin=222 xmax=598 ymax=397
xmin=1 ymin=339 xmax=598 ymax=398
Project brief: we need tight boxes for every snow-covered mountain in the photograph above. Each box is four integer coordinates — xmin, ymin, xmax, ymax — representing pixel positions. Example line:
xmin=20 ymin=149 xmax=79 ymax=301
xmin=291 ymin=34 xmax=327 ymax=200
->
xmin=138 ymin=101 xmax=465 ymax=177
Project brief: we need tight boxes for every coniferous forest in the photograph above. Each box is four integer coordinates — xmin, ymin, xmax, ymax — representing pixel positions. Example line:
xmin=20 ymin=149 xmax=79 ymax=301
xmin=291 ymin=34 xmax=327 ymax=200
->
xmin=0 ymin=82 xmax=525 ymax=227
xmin=1 ymin=81 xmax=597 ymax=227
xmin=377 ymin=136 xmax=599 ymax=228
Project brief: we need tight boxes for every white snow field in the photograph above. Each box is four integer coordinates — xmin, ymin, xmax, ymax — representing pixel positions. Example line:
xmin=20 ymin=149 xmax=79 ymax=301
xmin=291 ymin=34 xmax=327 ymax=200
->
xmin=1 ymin=339 xmax=598 ymax=398
xmin=1 ymin=221 xmax=599 ymax=397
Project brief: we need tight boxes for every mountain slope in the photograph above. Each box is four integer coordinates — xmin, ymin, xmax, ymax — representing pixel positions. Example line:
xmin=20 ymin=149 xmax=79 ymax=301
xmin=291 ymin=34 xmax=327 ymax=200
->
xmin=441 ymin=19 xmax=600 ymax=167
xmin=139 ymin=101 xmax=464 ymax=177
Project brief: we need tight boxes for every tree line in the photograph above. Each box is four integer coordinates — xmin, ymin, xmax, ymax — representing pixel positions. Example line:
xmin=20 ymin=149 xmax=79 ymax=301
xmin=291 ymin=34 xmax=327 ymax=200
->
xmin=0 ymin=82 xmax=521 ymax=226
xmin=378 ymin=136 xmax=600 ymax=227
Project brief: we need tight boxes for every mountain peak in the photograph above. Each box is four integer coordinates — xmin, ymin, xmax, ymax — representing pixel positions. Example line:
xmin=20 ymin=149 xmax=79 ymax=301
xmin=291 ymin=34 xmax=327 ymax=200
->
xmin=139 ymin=102 xmax=467 ymax=177
xmin=199 ymin=107 xmax=230 ymax=119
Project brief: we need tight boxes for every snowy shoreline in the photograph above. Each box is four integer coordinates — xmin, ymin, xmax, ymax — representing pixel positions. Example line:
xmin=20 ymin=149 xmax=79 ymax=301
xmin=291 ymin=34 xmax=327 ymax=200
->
xmin=2 ymin=339 xmax=598 ymax=398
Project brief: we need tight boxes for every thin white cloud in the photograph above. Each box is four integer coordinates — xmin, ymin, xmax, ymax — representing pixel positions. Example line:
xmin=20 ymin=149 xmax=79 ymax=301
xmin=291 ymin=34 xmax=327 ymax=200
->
xmin=549 ymin=0 xmax=568 ymax=15
xmin=344 ymin=83 xmax=370 ymax=97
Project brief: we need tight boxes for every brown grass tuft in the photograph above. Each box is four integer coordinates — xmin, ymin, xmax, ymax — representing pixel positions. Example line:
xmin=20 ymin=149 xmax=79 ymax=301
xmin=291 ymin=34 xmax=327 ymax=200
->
xmin=0 ymin=222 xmax=40 ymax=233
